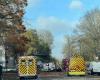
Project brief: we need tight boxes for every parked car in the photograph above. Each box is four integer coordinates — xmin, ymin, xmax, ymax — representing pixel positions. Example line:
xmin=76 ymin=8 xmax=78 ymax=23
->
xmin=41 ymin=62 xmax=56 ymax=72
xmin=87 ymin=61 xmax=100 ymax=75
xmin=3 ymin=68 xmax=17 ymax=72
xmin=55 ymin=66 xmax=62 ymax=72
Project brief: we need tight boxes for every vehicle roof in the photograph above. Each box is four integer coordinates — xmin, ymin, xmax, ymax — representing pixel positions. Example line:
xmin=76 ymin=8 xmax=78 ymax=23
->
xmin=90 ymin=61 xmax=100 ymax=63
xmin=18 ymin=56 xmax=35 ymax=59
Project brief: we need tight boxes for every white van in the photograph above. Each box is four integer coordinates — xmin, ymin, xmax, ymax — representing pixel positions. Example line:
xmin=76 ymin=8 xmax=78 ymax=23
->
xmin=88 ymin=61 xmax=100 ymax=75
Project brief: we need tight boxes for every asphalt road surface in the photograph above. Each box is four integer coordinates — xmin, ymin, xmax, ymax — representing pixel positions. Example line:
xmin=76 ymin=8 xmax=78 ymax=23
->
xmin=2 ymin=72 xmax=100 ymax=80
xmin=40 ymin=76 xmax=100 ymax=80
xmin=2 ymin=76 xmax=100 ymax=80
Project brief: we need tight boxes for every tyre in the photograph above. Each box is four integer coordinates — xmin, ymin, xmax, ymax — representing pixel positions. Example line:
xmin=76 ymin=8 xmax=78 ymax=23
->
xmin=19 ymin=77 xmax=24 ymax=80
xmin=90 ymin=69 xmax=94 ymax=75
xmin=67 ymin=72 xmax=71 ymax=77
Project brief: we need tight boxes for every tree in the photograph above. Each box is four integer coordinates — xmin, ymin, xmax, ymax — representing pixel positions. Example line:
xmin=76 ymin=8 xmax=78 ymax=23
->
xmin=22 ymin=29 xmax=39 ymax=55
xmin=37 ymin=30 xmax=53 ymax=48
xmin=0 ymin=0 xmax=27 ymax=68
xmin=63 ymin=35 xmax=78 ymax=58
xmin=21 ymin=29 xmax=54 ymax=62
xmin=76 ymin=8 xmax=100 ymax=60
xmin=0 ymin=0 xmax=27 ymax=47
xmin=76 ymin=35 xmax=94 ymax=61
xmin=37 ymin=30 xmax=53 ymax=62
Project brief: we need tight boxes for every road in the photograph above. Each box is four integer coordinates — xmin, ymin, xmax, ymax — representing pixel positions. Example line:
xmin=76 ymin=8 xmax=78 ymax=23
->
xmin=3 ymin=76 xmax=100 ymax=80
xmin=2 ymin=72 xmax=100 ymax=80
xmin=40 ymin=77 xmax=100 ymax=80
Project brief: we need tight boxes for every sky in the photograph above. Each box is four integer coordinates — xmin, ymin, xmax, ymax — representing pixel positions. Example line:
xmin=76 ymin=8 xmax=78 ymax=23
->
xmin=24 ymin=0 xmax=100 ymax=60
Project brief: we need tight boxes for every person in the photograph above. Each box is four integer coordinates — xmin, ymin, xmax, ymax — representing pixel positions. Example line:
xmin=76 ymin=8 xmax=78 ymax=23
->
xmin=0 ymin=64 xmax=3 ymax=80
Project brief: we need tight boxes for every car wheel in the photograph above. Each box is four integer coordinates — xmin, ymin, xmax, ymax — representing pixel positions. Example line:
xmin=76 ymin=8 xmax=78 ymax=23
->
xmin=90 ymin=69 xmax=94 ymax=75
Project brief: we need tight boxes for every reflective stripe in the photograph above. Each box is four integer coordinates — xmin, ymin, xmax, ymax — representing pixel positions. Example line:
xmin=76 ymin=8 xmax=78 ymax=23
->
xmin=68 ymin=72 xmax=85 ymax=75
xmin=69 ymin=56 xmax=85 ymax=72
xmin=18 ymin=56 xmax=37 ymax=76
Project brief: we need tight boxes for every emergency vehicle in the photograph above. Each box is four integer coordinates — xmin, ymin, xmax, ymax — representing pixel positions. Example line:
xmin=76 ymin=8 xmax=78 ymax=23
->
xmin=68 ymin=54 xmax=86 ymax=76
xmin=18 ymin=56 xmax=37 ymax=80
